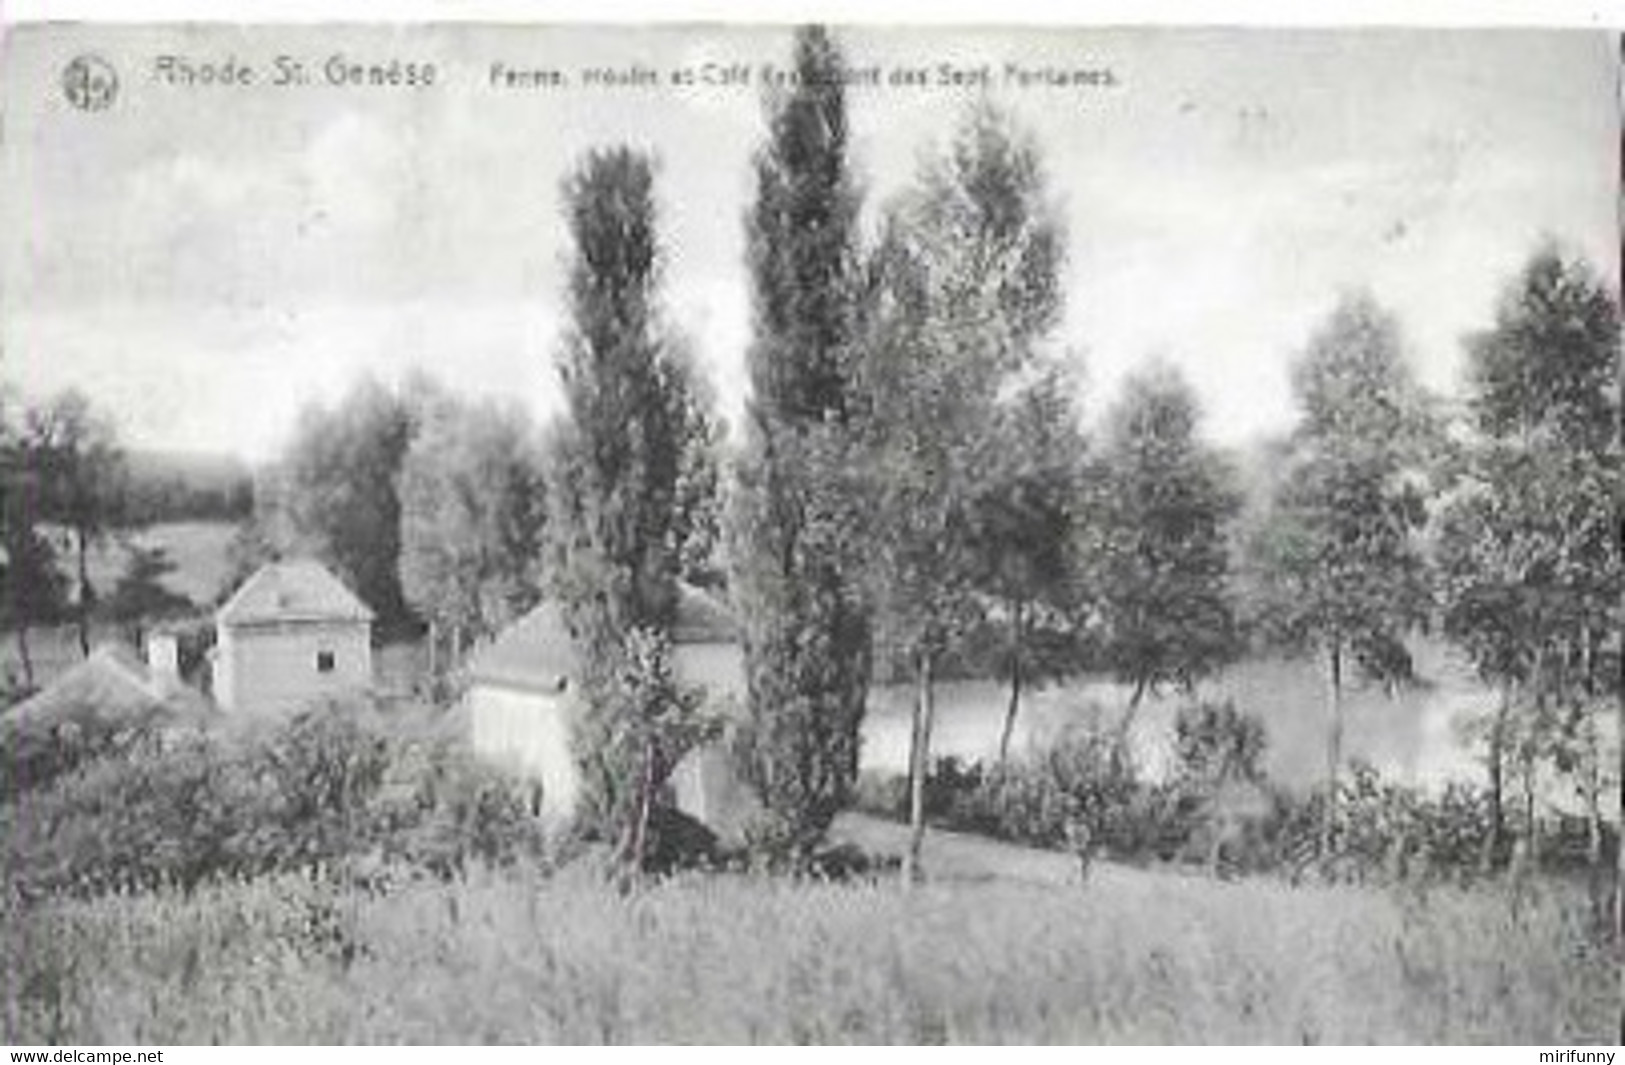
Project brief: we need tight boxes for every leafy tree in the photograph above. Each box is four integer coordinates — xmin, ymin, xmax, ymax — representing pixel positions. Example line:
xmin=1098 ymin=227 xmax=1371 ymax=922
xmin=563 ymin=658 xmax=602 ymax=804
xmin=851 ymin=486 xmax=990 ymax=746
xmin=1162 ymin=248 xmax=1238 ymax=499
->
xmin=730 ymin=25 xmax=874 ymax=864
xmin=546 ymin=146 xmax=705 ymax=874
xmin=966 ymin=359 xmax=1092 ymax=764
xmin=398 ymin=393 xmax=546 ymax=675
xmin=0 ymin=392 xmax=66 ymax=692
xmin=570 ymin=628 xmax=718 ymax=888
xmin=105 ymin=544 xmax=193 ymax=644
xmin=274 ymin=377 xmax=419 ymax=629
xmin=863 ymin=103 xmax=1065 ymax=882
xmin=1243 ymin=293 xmax=1434 ymax=856
xmin=1094 ymin=363 xmax=1241 ymax=736
xmin=1437 ymin=247 xmax=1620 ymax=886
xmin=26 ymin=390 xmax=127 ymax=657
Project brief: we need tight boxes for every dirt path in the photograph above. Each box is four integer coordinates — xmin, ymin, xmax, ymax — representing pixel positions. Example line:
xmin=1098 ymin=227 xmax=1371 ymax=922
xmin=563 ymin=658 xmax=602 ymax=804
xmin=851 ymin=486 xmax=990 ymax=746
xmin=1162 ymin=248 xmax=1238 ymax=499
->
xmin=831 ymin=812 xmax=1151 ymax=889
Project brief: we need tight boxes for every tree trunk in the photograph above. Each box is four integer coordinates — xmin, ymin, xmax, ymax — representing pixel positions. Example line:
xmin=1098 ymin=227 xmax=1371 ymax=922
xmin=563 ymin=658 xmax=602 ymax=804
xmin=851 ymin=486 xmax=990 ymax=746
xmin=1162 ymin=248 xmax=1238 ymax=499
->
xmin=1584 ymin=721 xmax=1606 ymax=928
xmin=74 ymin=525 xmax=91 ymax=658
xmin=1574 ymin=631 xmax=1607 ymax=927
xmin=1321 ymin=640 xmax=1344 ymax=859
xmin=1485 ymin=684 xmax=1511 ymax=871
xmin=619 ymin=737 xmax=657 ymax=893
xmin=904 ymin=650 xmax=936 ymax=887
xmin=1521 ymin=746 xmax=1538 ymax=868
xmin=997 ymin=602 xmax=1023 ymax=766
xmin=1116 ymin=677 xmax=1150 ymax=748
xmin=14 ymin=623 xmax=33 ymax=691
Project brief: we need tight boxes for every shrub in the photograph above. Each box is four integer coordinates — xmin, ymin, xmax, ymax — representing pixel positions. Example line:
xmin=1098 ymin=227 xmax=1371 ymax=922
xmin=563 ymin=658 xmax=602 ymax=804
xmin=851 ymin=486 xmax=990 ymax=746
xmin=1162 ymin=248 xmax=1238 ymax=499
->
xmin=2 ymin=695 xmax=552 ymax=901
xmin=860 ymin=709 xmax=1151 ymax=857
xmin=1171 ymin=700 xmax=1267 ymax=788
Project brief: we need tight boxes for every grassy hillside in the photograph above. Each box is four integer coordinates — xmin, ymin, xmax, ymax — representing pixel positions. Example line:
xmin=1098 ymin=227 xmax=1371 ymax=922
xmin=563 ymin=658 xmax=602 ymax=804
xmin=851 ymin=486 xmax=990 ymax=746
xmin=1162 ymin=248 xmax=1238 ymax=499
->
xmin=4 ymin=856 xmax=1610 ymax=1044
xmin=84 ymin=521 xmax=239 ymax=608
xmin=3 ymin=522 xmax=237 ymax=692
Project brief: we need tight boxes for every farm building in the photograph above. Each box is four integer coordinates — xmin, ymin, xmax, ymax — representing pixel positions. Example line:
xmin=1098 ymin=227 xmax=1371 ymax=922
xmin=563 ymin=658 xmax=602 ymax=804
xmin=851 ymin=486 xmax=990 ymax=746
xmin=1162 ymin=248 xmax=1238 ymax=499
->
xmin=1 ymin=640 xmax=215 ymax=791
xmin=464 ymin=583 xmax=757 ymax=837
xmin=213 ymin=559 xmax=373 ymax=715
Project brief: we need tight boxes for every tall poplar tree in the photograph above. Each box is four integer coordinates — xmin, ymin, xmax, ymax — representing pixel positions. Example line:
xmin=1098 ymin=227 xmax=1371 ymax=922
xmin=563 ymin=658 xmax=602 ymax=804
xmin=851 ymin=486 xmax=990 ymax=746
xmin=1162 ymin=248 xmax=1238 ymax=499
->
xmin=546 ymin=147 xmax=706 ymax=873
xmin=730 ymin=26 xmax=873 ymax=865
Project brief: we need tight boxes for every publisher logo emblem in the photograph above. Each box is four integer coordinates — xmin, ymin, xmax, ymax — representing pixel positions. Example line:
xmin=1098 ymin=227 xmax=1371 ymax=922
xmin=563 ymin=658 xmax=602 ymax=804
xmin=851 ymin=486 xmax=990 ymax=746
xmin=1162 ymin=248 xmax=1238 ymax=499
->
xmin=63 ymin=55 xmax=118 ymax=112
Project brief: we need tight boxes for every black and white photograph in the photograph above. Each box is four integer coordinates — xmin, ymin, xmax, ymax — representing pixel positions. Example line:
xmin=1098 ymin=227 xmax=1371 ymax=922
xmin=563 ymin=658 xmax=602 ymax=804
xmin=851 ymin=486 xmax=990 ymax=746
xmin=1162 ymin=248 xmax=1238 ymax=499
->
xmin=0 ymin=12 xmax=1620 ymax=1045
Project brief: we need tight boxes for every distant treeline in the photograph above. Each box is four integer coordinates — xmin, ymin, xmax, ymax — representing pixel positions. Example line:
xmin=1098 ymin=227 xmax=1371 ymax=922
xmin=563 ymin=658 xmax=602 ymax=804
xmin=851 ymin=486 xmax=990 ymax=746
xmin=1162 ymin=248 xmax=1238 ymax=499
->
xmin=121 ymin=449 xmax=254 ymax=526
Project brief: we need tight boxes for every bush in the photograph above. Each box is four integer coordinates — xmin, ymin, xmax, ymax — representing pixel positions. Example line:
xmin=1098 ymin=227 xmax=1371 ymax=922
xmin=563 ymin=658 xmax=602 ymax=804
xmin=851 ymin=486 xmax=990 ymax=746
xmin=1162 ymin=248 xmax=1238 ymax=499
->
xmin=1171 ymin=700 xmax=1266 ymax=788
xmin=852 ymin=701 xmax=1526 ymax=888
xmin=853 ymin=708 xmax=1152 ymax=858
xmin=2 ymin=696 xmax=552 ymax=901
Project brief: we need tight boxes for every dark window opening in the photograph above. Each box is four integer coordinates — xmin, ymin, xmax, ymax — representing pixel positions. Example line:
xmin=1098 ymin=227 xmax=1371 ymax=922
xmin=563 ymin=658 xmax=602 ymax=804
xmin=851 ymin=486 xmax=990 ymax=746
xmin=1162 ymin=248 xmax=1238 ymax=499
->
xmin=316 ymin=650 xmax=336 ymax=673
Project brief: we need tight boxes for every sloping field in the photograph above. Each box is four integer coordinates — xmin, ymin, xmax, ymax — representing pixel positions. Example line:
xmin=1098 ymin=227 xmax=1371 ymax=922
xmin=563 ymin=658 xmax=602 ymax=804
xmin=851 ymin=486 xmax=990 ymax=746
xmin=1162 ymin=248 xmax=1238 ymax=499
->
xmin=4 ymin=523 xmax=237 ymax=691
xmin=85 ymin=521 xmax=239 ymax=607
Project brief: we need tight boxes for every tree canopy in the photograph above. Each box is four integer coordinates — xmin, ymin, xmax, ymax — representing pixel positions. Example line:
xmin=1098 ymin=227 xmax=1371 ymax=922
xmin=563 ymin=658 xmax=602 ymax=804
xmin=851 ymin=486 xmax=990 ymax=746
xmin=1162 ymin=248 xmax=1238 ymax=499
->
xmin=1094 ymin=362 xmax=1241 ymax=716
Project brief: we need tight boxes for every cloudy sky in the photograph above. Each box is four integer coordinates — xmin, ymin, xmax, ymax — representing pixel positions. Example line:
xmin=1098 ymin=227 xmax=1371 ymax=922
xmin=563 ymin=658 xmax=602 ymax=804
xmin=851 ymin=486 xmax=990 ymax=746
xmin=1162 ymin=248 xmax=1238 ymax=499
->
xmin=1 ymin=24 xmax=1616 ymax=460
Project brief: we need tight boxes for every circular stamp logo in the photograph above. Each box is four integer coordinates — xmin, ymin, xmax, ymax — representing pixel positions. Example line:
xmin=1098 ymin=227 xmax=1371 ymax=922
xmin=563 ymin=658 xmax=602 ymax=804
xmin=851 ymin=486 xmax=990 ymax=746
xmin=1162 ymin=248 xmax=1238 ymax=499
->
xmin=62 ymin=54 xmax=118 ymax=112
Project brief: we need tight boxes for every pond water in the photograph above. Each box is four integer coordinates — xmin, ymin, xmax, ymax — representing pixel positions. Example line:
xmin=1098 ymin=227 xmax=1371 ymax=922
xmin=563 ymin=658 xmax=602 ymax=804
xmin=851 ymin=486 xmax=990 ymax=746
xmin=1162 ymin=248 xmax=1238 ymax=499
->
xmin=859 ymin=641 xmax=1510 ymax=794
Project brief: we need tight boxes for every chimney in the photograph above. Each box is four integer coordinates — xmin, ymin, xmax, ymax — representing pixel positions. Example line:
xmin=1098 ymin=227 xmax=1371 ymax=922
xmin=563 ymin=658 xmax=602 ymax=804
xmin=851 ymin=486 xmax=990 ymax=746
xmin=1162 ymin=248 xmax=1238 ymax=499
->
xmin=147 ymin=632 xmax=181 ymax=694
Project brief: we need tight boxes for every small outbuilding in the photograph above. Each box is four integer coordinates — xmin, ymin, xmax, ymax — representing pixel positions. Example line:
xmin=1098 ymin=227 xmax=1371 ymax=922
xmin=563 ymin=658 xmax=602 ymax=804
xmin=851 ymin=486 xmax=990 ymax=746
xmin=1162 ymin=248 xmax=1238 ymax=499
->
xmin=1 ymin=641 xmax=215 ymax=793
xmin=214 ymin=559 xmax=373 ymax=715
xmin=464 ymin=584 xmax=756 ymax=837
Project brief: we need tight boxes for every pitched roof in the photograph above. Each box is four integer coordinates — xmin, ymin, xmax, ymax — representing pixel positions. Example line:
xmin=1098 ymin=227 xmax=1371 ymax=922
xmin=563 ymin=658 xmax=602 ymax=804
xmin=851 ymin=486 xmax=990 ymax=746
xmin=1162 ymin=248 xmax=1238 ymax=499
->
xmin=217 ymin=558 xmax=374 ymax=626
xmin=672 ymin=584 xmax=738 ymax=646
xmin=467 ymin=600 xmax=575 ymax=694
xmin=3 ymin=645 xmax=214 ymax=737
xmin=468 ymin=584 xmax=737 ymax=694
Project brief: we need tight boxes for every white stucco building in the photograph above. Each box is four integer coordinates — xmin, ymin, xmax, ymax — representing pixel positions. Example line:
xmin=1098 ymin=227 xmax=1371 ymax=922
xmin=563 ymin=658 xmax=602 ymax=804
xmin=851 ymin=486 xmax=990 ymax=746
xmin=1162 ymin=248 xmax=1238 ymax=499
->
xmin=213 ymin=559 xmax=373 ymax=715
xmin=464 ymin=584 xmax=756 ymax=836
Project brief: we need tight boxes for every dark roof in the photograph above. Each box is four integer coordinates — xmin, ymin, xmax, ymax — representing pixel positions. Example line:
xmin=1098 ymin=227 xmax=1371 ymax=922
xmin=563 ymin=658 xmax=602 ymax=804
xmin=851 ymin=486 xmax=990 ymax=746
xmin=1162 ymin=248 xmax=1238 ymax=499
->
xmin=3 ymin=645 xmax=214 ymax=737
xmin=468 ymin=584 xmax=737 ymax=694
xmin=217 ymin=559 xmax=373 ymax=626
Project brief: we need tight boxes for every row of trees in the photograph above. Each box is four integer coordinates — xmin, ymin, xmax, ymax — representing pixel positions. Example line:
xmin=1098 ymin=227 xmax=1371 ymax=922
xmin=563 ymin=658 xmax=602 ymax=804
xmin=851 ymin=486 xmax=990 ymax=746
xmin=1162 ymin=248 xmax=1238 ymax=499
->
xmin=717 ymin=29 xmax=1253 ymax=877
xmin=24 ymin=26 xmax=1607 ymax=890
xmin=527 ymin=26 xmax=1619 ymax=884
xmin=529 ymin=29 xmax=1249 ymax=877
xmin=719 ymin=28 xmax=1620 ymax=879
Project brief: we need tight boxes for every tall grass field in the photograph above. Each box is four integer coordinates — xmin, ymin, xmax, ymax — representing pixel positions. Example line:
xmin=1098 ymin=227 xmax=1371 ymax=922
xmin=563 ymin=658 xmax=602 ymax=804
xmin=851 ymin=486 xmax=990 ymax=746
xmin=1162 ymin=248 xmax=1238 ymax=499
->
xmin=4 ymin=861 xmax=1613 ymax=1044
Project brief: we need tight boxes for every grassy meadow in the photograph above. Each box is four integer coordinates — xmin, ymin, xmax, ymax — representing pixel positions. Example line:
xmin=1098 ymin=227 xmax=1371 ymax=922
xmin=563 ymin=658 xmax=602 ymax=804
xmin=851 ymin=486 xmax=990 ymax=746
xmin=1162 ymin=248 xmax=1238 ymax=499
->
xmin=4 ymin=847 xmax=1615 ymax=1045
xmin=4 ymin=519 xmax=1615 ymax=1045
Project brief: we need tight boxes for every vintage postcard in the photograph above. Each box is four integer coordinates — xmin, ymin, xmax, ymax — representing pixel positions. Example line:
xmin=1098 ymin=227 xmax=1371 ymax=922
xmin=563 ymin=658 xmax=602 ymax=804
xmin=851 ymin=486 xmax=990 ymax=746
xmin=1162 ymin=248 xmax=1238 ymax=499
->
xmin=0 ymin=16 xmax=1619 ymax=1046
